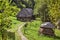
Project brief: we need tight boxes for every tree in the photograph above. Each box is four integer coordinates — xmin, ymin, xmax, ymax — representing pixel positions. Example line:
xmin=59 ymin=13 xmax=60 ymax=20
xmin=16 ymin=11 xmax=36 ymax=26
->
xmin=38 ymin=3 xmax=50 ymax=22
xmin=34 ymin=0 xmax=50 ymax=22
xmin=47 ymin=0 xmax=60 ymax=23
xmin=10 ymin=0 xmax=35 ymax=9
xmin=0 ymin=0 xmax=19 ymax=30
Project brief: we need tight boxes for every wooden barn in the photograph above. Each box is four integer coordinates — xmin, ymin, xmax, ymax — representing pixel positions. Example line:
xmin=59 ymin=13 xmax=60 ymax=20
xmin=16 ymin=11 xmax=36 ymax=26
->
xmin=39 ymin=22 xmax=55 ymax=36
xmin=16 ymin=8 xmax=35 ymax=22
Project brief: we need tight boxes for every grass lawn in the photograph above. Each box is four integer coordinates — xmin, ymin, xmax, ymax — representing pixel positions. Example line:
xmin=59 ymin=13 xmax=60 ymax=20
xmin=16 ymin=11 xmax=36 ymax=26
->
xmin=22 ymin=20 xmax=60 ymax=40
xmin=4 ymin=16 xmax=21 ymax=32
xmin=3 ymin=16 xmax=22 ymax=40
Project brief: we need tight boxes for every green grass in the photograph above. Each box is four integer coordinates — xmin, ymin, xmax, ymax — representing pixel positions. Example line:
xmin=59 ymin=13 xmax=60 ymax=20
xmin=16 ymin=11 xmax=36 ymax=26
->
xmin=2 ymin=16 xmax=22 ymax=40
xmin=6 ymin=16 xmax=22 ymax=40
xmin=1 ymin=16 xmax=60 ymax=40
xmin=55 ymin=29 xmax=60 ymax=36
xmin=23 ymin=20 xmax=60 ymax=40
xmin=5 ymin=16 xmax=21 ymax=32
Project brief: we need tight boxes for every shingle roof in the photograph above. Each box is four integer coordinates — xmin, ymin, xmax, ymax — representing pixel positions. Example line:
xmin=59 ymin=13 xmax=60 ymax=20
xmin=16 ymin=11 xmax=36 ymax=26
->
xmin=17 ymin=8 xmax=33 ymax=17
xmin=40 ymin=22 xmax=55 ymax=28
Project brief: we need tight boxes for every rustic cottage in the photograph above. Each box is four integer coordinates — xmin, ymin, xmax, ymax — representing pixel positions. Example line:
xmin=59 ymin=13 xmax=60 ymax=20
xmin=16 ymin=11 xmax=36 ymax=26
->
xmin=39 ymin=22 xmax=55 ymax=36
xmin=16 ymin=8 xmax=35 ymax=22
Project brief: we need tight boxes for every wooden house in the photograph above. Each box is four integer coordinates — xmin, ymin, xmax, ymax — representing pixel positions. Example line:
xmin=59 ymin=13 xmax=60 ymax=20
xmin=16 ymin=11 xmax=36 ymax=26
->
xmin=16 ymin=8 xmax=35 ymax=22
xmin=39 ymin=22 xmax=55 ymax=36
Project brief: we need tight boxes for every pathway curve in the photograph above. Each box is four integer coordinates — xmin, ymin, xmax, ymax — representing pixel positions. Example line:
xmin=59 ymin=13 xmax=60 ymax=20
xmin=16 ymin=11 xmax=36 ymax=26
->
xmin=17 ymin=22 xmax=28 ymax=40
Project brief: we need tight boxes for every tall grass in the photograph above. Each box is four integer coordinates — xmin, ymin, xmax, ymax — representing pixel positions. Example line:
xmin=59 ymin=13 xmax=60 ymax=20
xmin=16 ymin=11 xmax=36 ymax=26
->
xmin=23 ymin=20 xmax=60 ymax=40
xmin=1 ymin=16 xmax=21 ymax=40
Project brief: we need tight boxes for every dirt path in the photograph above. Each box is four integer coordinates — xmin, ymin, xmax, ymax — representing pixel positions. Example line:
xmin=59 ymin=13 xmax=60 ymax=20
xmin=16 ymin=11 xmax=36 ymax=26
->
xmin=17 ymin=23 xmax=28 ymax=40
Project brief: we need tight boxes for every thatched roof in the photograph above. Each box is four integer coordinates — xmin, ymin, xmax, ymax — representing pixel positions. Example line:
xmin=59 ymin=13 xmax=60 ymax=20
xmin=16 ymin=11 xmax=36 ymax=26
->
xmin=17 ymin=8 xmax=33 ymax=18
xmin=40 ymin=22 xmax=55 ymax=28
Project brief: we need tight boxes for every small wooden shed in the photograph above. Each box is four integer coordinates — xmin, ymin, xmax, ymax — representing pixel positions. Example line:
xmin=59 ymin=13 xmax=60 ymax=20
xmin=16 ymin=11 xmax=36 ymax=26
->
xmin=39 ymin=22 xmax=55 ymax=36
xmin=16 ymin=8 xmax=35 ymax=22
